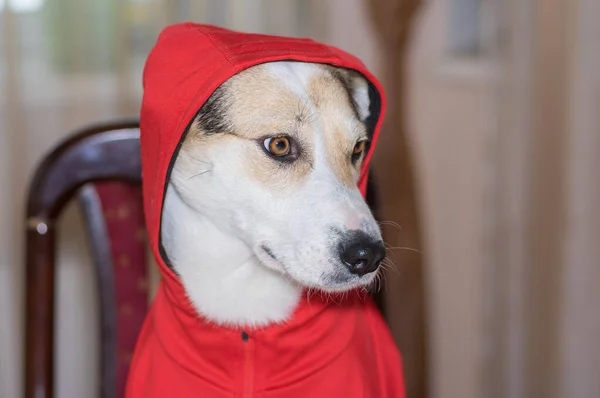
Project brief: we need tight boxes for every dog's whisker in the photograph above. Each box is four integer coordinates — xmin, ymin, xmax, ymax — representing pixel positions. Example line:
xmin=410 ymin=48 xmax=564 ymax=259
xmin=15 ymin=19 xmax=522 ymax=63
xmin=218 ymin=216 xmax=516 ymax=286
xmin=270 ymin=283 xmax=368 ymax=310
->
xmin=383 ymin=241 xmax=421 ymax=256
xmin=377 ymin=220 xmax=402 ymax=231
xmin=187 ymin=169 xmax=211 ymax=179
xmin=383 ymin=243 xmax=399 ymax=260
xmin=371 ymin=272 xmax=382 ymax=293
xmin=374 ymin=270 xmax=389 ymax=294
xmin=185 ymin=153 xmax=212 ymax=165
xmin=384 ymin=245 xmax=421 ymax=254
xmin=350 ymin=119 xmax=362 ymax=135
xmin=373 ymin=272 xmax=381 ymax=290
xmin=382 ymin=257 xmax=398 ymax=269
xmin=297 ymin=95 xmax=317 ymax=124
xmin=379 ymin=258 xmax=400 ymax=275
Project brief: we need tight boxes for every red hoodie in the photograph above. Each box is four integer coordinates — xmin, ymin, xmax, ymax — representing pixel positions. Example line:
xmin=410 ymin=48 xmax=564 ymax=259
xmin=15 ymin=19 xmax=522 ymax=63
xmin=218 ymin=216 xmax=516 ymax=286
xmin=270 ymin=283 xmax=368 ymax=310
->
xmin=127 ymin=23 xmax=405 ymax=398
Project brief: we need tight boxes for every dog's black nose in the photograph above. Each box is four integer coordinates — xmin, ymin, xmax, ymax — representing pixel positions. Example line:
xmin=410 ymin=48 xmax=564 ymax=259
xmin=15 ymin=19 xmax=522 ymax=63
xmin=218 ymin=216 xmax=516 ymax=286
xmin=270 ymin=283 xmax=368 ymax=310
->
xmin=339 ymin=231 xmax=386 ymax=276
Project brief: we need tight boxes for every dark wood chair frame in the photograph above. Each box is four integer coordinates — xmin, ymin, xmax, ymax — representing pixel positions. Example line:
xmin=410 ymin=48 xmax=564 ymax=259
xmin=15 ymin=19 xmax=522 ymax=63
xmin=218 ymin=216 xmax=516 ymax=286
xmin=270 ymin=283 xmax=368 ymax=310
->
xmin=23 ymin=120 xmax=385 ymax=398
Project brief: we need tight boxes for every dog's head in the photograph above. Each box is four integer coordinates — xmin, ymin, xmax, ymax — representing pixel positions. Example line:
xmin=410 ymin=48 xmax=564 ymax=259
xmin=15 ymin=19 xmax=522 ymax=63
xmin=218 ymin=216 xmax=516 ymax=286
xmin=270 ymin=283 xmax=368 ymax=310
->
xmin=168 ymin=61 xmax=385 ymax=292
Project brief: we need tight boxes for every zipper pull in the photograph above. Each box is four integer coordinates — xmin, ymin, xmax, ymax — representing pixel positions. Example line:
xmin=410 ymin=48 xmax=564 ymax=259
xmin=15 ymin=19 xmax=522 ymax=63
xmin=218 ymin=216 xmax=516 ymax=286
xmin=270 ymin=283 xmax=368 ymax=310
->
xmin=241 ymin=330 xmax=249 ymax=342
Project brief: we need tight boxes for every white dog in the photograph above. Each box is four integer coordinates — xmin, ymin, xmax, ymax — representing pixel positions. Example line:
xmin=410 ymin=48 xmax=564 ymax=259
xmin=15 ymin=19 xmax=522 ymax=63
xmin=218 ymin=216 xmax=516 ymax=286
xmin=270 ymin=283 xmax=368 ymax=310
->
xmin=161 ymin=61 xmax=386 ymax=327
xmin=127 ymin=24 xmax=405 ymax=398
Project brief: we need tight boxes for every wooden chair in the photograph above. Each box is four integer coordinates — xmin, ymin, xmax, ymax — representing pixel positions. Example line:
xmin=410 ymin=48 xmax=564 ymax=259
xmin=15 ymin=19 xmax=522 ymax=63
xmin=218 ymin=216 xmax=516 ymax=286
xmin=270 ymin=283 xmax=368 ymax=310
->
xmin=25 ymin=121 xmax=146 ymax=398
xmin=23 ymin=121 xmax=385 ymax=398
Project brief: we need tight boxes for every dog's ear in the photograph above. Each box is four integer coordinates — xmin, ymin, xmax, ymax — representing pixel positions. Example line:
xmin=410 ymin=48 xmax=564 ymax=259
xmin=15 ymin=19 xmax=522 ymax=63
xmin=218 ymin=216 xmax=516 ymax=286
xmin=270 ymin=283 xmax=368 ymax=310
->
xmin=346 ymin=71 xmax=371 ymax=123
xmin=333 ymin=68 xmax=371 ymax=123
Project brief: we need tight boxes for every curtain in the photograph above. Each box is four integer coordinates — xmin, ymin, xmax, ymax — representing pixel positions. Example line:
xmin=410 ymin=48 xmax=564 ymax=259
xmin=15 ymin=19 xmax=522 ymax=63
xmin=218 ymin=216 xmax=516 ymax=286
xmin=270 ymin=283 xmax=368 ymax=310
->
xmin=485 ymin=0 xmax=600 ymax=397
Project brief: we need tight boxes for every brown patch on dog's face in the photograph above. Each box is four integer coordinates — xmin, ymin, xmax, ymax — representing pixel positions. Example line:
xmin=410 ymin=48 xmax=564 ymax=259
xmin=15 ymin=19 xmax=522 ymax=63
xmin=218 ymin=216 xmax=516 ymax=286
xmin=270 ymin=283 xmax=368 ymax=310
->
xmin=225 ymin=66 xmax=315 ymax=189
xmin=182 ymin=62 xmax=368 ymax=190
xmin=307 ymin=71 xmax=368 ymax=187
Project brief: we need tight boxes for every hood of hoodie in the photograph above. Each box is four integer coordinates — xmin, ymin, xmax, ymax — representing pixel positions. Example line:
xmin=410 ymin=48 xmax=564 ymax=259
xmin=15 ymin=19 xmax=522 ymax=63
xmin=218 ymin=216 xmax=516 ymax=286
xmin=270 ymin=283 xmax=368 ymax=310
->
xmin=141 ymin=23 xmax=386 ymax=312
xmin=128 ymin=23 xmax=403 ymax=398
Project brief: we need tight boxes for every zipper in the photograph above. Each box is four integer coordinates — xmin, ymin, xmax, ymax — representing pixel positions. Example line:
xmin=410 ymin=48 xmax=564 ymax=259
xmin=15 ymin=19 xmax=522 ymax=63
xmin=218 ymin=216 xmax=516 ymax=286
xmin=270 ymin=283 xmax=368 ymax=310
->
xmin=241 ymin=330 xmax=254 ymax=398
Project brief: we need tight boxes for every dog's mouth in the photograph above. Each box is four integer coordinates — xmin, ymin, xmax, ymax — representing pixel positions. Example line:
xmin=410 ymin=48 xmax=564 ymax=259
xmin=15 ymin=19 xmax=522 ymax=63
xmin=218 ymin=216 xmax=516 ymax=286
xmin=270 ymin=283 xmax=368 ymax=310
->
xmin=256 ymin=244 xmax=289 ymax=275
xmin=260 ymin=245 xmax=279 ymax=261
xmin=256 ymin=243 xmax=380 ymax=292
xmin=317 ymin=270 xmax=380 ymax=293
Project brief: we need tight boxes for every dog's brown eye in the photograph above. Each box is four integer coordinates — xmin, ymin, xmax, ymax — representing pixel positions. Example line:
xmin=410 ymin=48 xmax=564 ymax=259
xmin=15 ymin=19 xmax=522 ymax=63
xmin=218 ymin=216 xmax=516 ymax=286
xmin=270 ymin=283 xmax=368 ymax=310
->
xmin=353 ymin=141 xmax=366 ymax=157
xmin=264 ymin=136 xmax=291 ymax=157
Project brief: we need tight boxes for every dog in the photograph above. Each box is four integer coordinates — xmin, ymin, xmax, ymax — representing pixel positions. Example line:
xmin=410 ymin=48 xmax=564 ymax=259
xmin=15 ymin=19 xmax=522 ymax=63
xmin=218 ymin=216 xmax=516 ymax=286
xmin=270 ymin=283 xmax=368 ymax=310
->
xmin=127 ymin=23 xmax=404 ymax=398
xmin=161 ymin=61 xmax=386 ymax=327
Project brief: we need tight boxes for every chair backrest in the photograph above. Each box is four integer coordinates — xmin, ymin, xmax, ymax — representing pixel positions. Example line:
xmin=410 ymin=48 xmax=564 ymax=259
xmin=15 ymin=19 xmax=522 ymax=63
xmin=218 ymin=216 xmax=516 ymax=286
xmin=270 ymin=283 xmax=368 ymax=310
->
xmin=23 ymin=121 xmax=385 ymax=398
xmin=24 ymin=121 xmax=143 ymax=398
xmin=78 ymin=182 xmax=149 ymax=397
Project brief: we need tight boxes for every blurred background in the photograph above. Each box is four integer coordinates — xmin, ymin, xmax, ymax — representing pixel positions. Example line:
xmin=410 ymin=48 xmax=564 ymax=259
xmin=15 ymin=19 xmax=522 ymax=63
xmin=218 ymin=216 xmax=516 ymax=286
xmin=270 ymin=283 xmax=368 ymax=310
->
xmin=1 ymin=0 xmax=598 ymax=398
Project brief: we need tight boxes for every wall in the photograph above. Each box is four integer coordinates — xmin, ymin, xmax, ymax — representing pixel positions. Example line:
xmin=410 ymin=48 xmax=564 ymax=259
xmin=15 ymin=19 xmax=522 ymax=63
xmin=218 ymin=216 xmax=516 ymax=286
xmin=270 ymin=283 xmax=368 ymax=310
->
xmin=407 ymin=1 xmax=495 ymax=397
xmin=487 ymin=0 xmax=600 ymax=396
